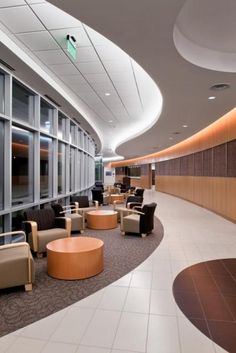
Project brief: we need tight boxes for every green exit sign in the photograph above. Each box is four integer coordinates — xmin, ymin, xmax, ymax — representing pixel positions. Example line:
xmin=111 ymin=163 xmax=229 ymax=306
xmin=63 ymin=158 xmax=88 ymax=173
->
xmin=67 ymin=35 xmax=77 ymax=60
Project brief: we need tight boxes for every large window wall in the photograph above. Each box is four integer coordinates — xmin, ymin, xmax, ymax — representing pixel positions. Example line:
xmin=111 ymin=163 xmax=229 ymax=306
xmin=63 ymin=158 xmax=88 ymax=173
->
xmin=0 ymin=68 xmax=96 ymax=232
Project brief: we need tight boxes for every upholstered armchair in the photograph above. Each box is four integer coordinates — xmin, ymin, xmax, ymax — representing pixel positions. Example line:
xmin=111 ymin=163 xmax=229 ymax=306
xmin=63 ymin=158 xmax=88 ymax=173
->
xmin=51 ymin=203 xmax=85 ymax=233
xmin=91 ymin=188 xmax=109 ymax=205
xmin=0 ymin=231 xmax=35 ymax=291
xmin=70 ymin=195 xmax=99 ymax=219
xmin=23 ymin=208 xmax=71 ymax=256
xmin=120 ymin=202 xmax=157 ymax=237
xmin=114 ymin=195 xmax=143 ymax=222
xmin=134 ymin=188 xmax=145 ymax=197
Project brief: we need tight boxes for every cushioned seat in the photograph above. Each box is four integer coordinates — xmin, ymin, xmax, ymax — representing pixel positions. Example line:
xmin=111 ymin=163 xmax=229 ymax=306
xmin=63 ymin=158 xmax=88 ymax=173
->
xmin=24 ymin=208 xmax=71 ymax=256
xmin=0 ymin=231 xmax=35 ymax=291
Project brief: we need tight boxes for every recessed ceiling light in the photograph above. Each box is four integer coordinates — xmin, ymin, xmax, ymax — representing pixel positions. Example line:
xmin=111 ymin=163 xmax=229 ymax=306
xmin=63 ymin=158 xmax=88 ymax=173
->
xmin=105 ymin=92 xmax=110 ymax=96
xmin=108 ymin=120 xmax=113 ymax=123
xmin=210 ymin=83 xmax=230 ymax=91
xmin=169 ymin=137 xmax=173 ymax=140
xmin=182 ymin=124 xmax=188 ymax=128
xmin=208 ymin=96 xmax=216 ymax=100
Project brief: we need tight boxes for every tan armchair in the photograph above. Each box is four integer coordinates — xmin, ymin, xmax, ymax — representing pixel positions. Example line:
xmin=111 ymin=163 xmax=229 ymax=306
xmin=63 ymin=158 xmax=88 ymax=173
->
xmin=24 ymin=208 xmax=71 ymax=256
xmin=51 ymin=203 xmax=85 ymax=233
xmin=0 ymin=231 xmax=35 ymax=291
xmin=71 ymin=196 xmax=99 ymax=220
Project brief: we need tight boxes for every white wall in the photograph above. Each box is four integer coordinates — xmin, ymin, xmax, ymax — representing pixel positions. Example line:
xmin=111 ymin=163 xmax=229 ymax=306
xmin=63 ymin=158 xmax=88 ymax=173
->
xmin=104 ymin=163 xmax=115 ymax=185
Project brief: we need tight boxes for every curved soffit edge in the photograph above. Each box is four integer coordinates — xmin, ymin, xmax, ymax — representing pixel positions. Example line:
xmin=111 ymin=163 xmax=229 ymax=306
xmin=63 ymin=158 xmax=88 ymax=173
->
xmin=173 ymin=0 xmax=236 ymax=72
xmin=0 ymin=2 xmax=163 ymax=160
xmin=0 ymin=28 xmax=105 ymax=148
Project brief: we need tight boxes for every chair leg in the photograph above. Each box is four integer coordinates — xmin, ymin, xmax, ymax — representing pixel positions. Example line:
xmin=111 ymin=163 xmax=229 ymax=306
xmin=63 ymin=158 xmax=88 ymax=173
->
xmin=36 ymin=252 xmax=43 ymax=259
xmin=25 ymin=283 xmax=32 ymax=291
xmin=141 ymin=233 xmax=147 ymax=238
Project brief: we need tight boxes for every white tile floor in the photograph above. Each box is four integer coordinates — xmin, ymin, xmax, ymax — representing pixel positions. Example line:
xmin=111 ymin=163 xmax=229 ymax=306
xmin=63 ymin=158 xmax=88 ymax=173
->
xmin=1 ymin=190 xmax=236 ymax=353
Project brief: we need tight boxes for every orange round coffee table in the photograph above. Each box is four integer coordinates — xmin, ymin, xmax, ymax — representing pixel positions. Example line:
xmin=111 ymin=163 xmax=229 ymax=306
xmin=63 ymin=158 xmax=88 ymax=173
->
xmin=87 ymin=210 xmax=118 ymax=229
xmin=110 ymin=194 xmax=125 ymax=204
xmin=46 ymin=237 xmax=104 ymax=280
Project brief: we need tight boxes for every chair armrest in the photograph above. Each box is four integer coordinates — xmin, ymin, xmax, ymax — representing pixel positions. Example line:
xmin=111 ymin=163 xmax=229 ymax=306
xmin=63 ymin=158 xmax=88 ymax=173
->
xmin=127 ymin=202 xmax=142 ymax=209
xmin=93 ymin=200 xmax=99 ymax=208
xmin=55 ymin=217 xmax=71 ymax=236
xmin=0 ymin=230 xmax=26 ymax=242
xmin=23 ymin=221 xmax=38 ymax=251
xmin=62 ymin=205 xmax=76 ymax=209
xmin=0 ymin=242 xmax=33 ymax=283
xmin=59 ymin=207 xmax=81 ymax=215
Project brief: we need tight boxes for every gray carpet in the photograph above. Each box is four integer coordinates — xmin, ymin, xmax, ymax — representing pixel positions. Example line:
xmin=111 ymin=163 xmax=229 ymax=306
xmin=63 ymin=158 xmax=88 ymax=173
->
xmin=0 ymin=216 xmax=163 ymax=337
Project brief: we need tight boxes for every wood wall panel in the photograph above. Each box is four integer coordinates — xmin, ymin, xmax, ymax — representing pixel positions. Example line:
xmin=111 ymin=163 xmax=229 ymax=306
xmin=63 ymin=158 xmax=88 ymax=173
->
xmin=194 ymin=152 xmax=203 ymax=176
xmin=227 ymin=140 xmax=236 ymax=177
xmin=156 ymin=176 xmax=236 ymax=222
xmin=213 ymin=144 xmax=227 ymax=177
xmin=131 ymin=175 xmax=151 ymax=189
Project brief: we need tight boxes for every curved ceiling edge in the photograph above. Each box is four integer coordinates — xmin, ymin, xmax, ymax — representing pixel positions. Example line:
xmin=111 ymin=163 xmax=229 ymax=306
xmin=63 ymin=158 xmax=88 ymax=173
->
xmin=173 ymin=25 xmax=236 ymax=73
xmin=0 ymin=1 xmax=163 ymax=160
xmin=0 ymin=29 xmax=104 ymax=150
xmin=173 ymin=0 xmax=236 ymax=72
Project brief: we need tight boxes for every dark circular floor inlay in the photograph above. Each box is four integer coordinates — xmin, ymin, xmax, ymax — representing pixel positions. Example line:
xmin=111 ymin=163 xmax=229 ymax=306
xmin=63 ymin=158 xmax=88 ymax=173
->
xmin=0 ymin=216 xmax=164 ymax=337
xmin=173 ymin=259 xmax=236 ymax=353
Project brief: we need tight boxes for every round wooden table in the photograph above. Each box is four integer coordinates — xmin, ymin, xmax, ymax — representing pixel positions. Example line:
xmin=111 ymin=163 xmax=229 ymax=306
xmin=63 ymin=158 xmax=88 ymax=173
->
xmin=87 ymin=210 xmax=118 ymax=229
xmin=46 ymin=237 xmax=104 ymax=280
xmin=110 ymin=194 xmax=125 ymax=204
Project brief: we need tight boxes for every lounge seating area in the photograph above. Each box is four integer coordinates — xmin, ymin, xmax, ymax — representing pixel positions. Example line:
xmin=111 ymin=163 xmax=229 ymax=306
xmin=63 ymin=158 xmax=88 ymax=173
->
xmin=0 ymin=187 xmax=157 ymax=294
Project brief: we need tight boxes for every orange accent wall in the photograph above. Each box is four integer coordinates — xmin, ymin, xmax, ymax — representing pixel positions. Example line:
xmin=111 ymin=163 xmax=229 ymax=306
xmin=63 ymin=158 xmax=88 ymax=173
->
xmin=112 ymin=108 xmax=236 ymax=222
xmin=112 ymin=108 xmax=236 ymax=167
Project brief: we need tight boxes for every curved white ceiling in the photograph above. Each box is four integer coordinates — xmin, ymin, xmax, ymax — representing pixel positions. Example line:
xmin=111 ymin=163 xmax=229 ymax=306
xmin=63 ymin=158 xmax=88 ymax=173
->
xmin=0 ymin=0 xmax=162 ymax=160
xmin=174 ymin=0 xmax=236 ymax=72
xmin=1 ymin=0 xmax=236 ymax=161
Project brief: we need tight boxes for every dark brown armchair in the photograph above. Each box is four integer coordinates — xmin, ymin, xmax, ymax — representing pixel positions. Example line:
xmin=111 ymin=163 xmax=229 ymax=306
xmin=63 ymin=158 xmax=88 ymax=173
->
xmin=120 ymin=202 xmax=157 ymax=237
xmin=23 ymin=208 xmax=71 ymax=256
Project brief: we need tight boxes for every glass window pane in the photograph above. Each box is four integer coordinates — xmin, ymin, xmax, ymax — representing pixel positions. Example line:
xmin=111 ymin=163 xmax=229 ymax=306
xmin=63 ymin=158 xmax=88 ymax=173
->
xmin=0 ymin=120 xmax=4 ymax=210
xmin=70 ymin=122 xmax=76 ymax=144
xmin=58 ymin=142 xmax=66 ymax=194
xmin=58 ymin=112 xmax=66 ymax=139
xmin=40 ymin=99 xmax=54 ymax=134
xmin=70 ymin=147 xmax=75 ymax=192
xmin=0 ymin=72 xmax=5 ymax=114
xmin=40 ymin=135 xmax=53 ymax=199
xmin=12 ymin=80 xmax=35 ymax=123
xmin=12 ymin=126 xmax=34 ymax=206
xmin=0 ymin=216 xmax=3 ymax=245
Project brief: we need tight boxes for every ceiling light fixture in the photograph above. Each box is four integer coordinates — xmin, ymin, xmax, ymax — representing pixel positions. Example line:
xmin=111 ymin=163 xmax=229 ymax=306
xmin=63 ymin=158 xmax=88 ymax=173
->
xmin=208 ymin=96 xmax=216 ymax=100
xmin=210 ymin=83 xmax=230 ymax=91
xmin=182 ymin=124 xmax=188 ymax=128
xmin=108 ymin=120 xmax=113 ymax=123
xmin=169 ymin=137 xmax=173 ymax=140
xmin=105 ymin=92 xmax=111 ymax=96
